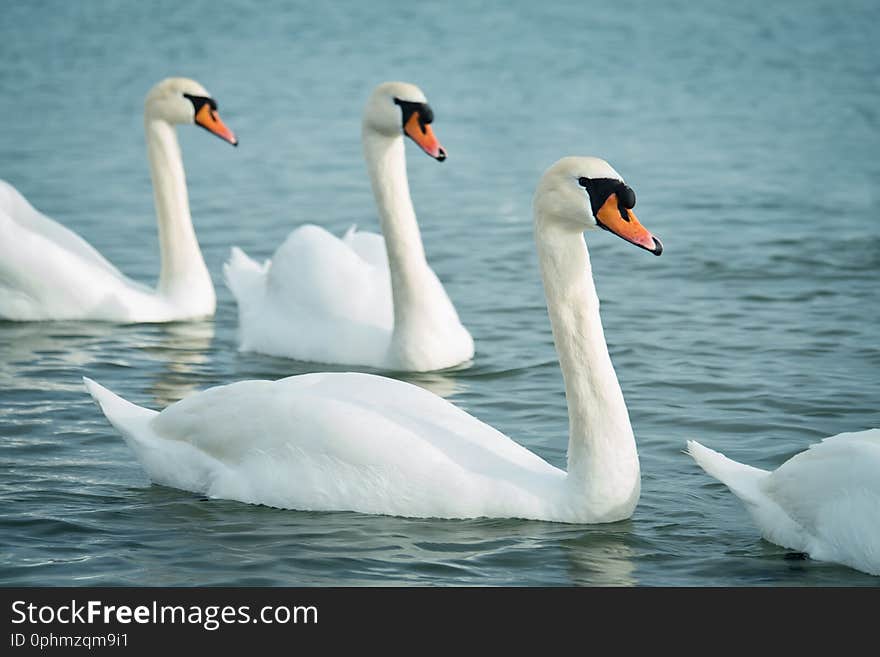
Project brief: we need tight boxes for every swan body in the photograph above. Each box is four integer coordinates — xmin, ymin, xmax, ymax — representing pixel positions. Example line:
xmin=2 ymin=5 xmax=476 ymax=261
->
xmin=88 ymin=156 xmax=663 ymax=523
xmin=225 ymin=82 xmax=473 ymax=372
xmin=688 ymin=430 xmax=880 ymax=576
xmin=0 ymin=77 xmax=237 ymax=322
xmin=85 ymin=373 xmax=573 ymax=520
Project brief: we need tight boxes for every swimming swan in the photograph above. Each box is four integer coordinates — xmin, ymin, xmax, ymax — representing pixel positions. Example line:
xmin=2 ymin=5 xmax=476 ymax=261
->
xmin=688 ymin=430 xmax=880 ymax=576
xmin=85 ymin=156 xmax=662 ymax=523
xmin=0 ymin=77 xmax=237 ymax=322
xmin=223 ymin=81 xmax=473 ymax=372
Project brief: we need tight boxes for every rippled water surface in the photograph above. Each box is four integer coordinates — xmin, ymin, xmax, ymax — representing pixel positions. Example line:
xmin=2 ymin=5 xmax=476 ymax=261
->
xmin=1 ymin=0 xmax=878 ymax=586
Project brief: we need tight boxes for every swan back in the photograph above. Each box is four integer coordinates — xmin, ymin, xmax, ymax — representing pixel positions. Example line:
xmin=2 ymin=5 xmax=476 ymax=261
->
xmin=88 ymin=373 xmax=567 ymax=519
xmin=0 ymin=179 xmax=122 ymax=279
xmin=689 ymin=430 xmax=880 ymax=576
xmin=763 ymin=430 xmax=880 ymax=572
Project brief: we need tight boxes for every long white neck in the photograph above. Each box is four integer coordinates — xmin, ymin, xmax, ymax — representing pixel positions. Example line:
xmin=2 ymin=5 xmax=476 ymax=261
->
xmin=144 ymin=118 xmax=215 ymax=314
xmin=534 ymin=212 xmax=639 ymax=510
xmin=362 ymin=130 xmax=436 ymax=351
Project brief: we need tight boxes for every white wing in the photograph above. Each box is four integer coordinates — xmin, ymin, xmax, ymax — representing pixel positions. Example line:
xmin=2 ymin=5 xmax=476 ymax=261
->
xmin=87 ymin=373 xmax=563 ymax=519
xmin=0 ymin=180 xmax=156 ymax=320
xmin=762 ymin=429 xmax=880 ymax=574
xmin=341 ymin=224 xmax=388 ymax=270
xmin=0 ymin=179 xmax=122 ymax=277
xmin=225 ymin=224 xmax=394 ymax=366
xmin=690 ymin=430 xmax=880 ymax=576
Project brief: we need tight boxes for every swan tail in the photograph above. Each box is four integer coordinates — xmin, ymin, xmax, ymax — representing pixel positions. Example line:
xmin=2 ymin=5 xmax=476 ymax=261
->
xmin=83 ymin=377 xmax=158 ymax=443
xmin=223 ymin=246 xmax=266 ymax=303
xmin=84 ymin=377 xmax=219 ymax=493
xmin=687 ymin=440 xmax=769 ymax=505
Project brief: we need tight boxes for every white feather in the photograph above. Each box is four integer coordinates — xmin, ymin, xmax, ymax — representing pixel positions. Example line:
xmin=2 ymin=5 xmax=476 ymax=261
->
xmin=688 ymin=430 xmax=880 ymax=576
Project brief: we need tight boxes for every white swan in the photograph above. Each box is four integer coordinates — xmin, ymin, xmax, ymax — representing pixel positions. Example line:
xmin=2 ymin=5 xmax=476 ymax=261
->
xmin=688 ymin=431 xmax=880 ymax=576
xmin=224 ymin=81 xmax=473 ymax=372
xmin=85 ymin=156 xmax=663 ymax=523
xmin=0 ymin=77 xmax=237 ymax=322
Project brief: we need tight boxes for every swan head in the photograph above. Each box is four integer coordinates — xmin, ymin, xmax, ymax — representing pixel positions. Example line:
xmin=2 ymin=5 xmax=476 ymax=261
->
xmin=534 ymin=156 xmax=662 ymax=255
xmin=363 ymin=81 xmax=446 ymax=160
xmin=144 ymin=77 xmax=238 ymax=146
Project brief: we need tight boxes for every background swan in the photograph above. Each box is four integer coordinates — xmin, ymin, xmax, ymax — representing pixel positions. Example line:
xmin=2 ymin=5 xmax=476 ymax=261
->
xmin=224 ymin=81 xmax=473 ymax=372
xmin=86 ymin=156 xmax=662 ymax=523
xmin=0 ymin=77 xmax=237 ymax=322
xmin=688 ymin=431 xmax=880 ymax=576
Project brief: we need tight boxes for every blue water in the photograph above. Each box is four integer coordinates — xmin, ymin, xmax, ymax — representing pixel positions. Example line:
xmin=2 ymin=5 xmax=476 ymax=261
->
xmin=1 ymin=0 xmax=878 ymax=585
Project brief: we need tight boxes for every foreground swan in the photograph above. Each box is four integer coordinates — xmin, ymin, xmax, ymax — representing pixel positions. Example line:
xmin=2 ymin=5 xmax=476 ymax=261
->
xmin=224 ymin=81 xmax=472 ymax=372
xmin=688 ymin=431 xmax=880 ymax=576
xmin=86 ymin=156 xmax=662 ymax=523
xmin=0 ymin=77 xmax=237 ymax=322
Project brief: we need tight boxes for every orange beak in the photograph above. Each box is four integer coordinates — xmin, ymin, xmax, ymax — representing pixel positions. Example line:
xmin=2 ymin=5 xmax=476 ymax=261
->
xmin=595 ymin=194 xmax=663 ymax=255
xmin=194 ymin=103 xmax=238 ymax=146
xmin=404 ymin=111 xmax=446 ymax=160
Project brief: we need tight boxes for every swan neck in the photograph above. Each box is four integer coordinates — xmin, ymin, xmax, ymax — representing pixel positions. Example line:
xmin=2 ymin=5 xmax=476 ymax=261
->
xmin=362 ymin=129 xmax=432 ymax=327
xmin=145 ymin=118 xmax=213 ymax=306
xmin=534 ymin=213 xmax=638 ymax=489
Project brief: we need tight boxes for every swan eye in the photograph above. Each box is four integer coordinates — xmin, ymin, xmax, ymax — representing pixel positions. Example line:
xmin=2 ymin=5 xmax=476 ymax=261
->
xmin=393 ymin=98 xmax=433 ymax=131
xmin=183 ymin=93 xmax=218 ymax=113
xmin=577 ymin=177 xmax=635 ymax=221
xmin=578 ymin=177 xmax=613 ymax=216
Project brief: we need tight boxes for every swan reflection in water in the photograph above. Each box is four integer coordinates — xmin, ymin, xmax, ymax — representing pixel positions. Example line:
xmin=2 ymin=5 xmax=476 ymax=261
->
xmin=561 ymin=526 xmax=636 ymax=587
xmin=141 ymin=320 xmax=215 ymax=407
xmin=230 ymin=350 xmax=469 ymax=401
xmin=0 ymin=321 xmax=119 ymax=393
xmin=0 ymin=318 xmax=213 ymax=407
xmin=398 ymin=368 xmax=468 ymax=399
xmin=104 ymin=498 xmax=637 ymax=586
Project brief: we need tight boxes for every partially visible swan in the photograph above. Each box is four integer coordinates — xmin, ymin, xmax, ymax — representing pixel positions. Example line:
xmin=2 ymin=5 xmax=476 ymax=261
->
xmin=224 ymin=81 xmax=473 ymax=372
xmin=86 ymin=156 xmax=662 ymax=523
xmin=688 ymin=431 xmax=880 ymax=576
xmin=0 ymin=77 xmax=237 ymax=322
